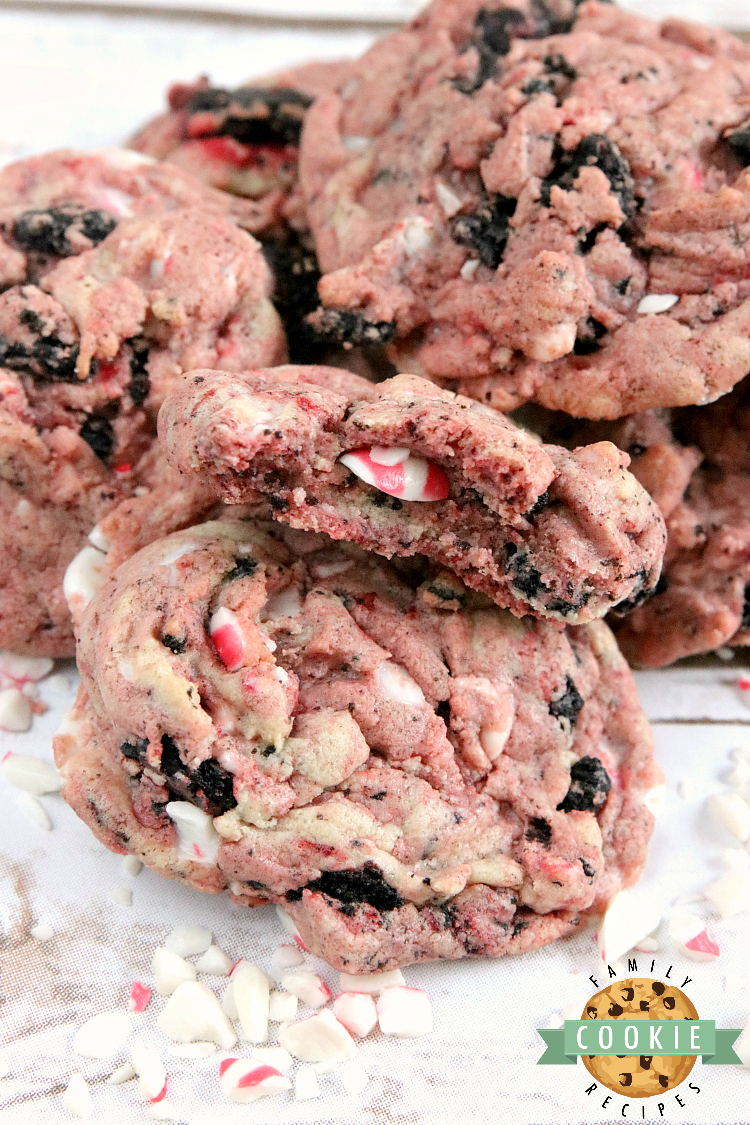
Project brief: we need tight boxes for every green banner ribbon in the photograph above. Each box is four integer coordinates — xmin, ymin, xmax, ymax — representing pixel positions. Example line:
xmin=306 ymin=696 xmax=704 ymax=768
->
xmin=537 ymin=1021 xmax=744 ymax=1065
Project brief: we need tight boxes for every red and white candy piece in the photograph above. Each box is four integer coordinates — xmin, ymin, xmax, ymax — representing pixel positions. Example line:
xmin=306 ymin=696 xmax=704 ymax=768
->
xmin=279 ymin=1009 xmax=357 ymax=1064
xmin=152 ymin=947 xmax=196 ymax=996
xmin=129 ymin=982 xmax=152 ymax=1013
xmin=280 ymin=970 xmax=331 ymax=1009
xmin=668 ymin=913 xmax=720 ymax=961
xmin=376 ymin=987 xmax=432 ymax=1037
xmin=231 ymin=961 xmax=270 ymax=1044
xmin=596 ymin=887 xmax=663 ymax=965
xmin=333 ymin=992 xmax=377 ymax=1038
xmin=271 ymin=943 xmax=305 ymax=973
xmin=0 ymin=651 xmax=53 ymax=686
xmin=209 ymin=607 xmax=245 ymax=671
xmin=165 ymin=801 xmax=220 ymax=864
xmin=157 ymin=981 xmax=237 ymax=1049
xmin=63 ymin=1073 xmax=94 ymax=1119
xmin=339 ymin=447 xmax=449 ymax=502
xmin=219 ymin=1058 xmax=292 ymax=1103
xmin=130 ymin=1042 xmax=167 ymax=1102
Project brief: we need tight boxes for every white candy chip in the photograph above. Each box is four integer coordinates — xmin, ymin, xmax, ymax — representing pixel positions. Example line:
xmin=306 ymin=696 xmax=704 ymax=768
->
xmin=333 ymin=992 xmax=377 ymax=1038
xmin=122 ymin=855 xmax=143 ymax=877
xmin=668 ymin=913 xmax=720 ymax=961
xmin=195 ymin=944 xmax=233 ymax=976
xmin=153 ymin=947 xmax=197 ymax=997
xmin=339 ymin=1058 xmax=369 ymax=1095
xmin=30 ymin=922 xmax=54 ymax=942
xmin=269 ymin=990 xmax=298 ymax=1023
xmin=73 ymin=1011 xmax=133 ymax=1059
xmin=146 ymin=1099 xmax=180 ymax=1121
xmin=107 ymin=1062 xmax=136 ymax=1085
xmin=295 ymin=1064 xmax=320 ymax=1101
xmin=165 ymin=801 xmax=220 ymax=864
xmin=0 ymin=651 xmax=53 ymax=684
xmin=637 ymin=294 xmax=679 ymax=314
xmin=279 ymin=1009 xmax=357 ymax=1064
xmin=275 ymin=905 xmax=301 ymax=938
xmin=109 ymin=886 xmax=132 ymax=907
xmin=377 ymin=661 xmax=426 ymax=707
xmin=271 ymin=944 xmax=304 ymax=972
xmin=63 ymin=1073 xmax=94 ymax=1119
xmin=63 ymin=544 xmax=108 ymax=614
xmin=0 ymin=690 xmax=32 ymax=732
xmin=158 ymin=982 xmax=237 ymax=1049
xmin=377 ymin=987 xmax=432 ymax=1037
xmin=703 ymin=867 xmax=750 ymax=920
xmin=707 ymin=792 xmax=750 ymax=842
xmin=219 ymin=1057 xmax=292 ymax=1103
xmin=165 ymin=925 xmax=212 ymax=958
xmin=1 ymin=753 xmax=60 ymax=793
xmin=338 ymin=969 xmax=405 ymax=995
xmin=251 ymin=1046 xmax=293 ymax=1072
xmin=222 ymin=980 xmax=238 ymax=1021
xmin=168 ymin=1041 xmax=217 ymax=1060
xmin=597 ymin=888 xmax=662 ymax=965
xmin=15 ymin=791 xmax=52 ymax=831
xmin=280 ymin=970 xmax=331 ymax=1010
xmin=232 ymin=962 xmax=270 ymax=1044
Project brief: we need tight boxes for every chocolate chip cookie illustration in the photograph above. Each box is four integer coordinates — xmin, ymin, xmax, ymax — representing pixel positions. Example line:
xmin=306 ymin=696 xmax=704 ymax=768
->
xmin=582 ymin=977 xmax=698 ymax=1096
xmin=54 ymin=519 xmax=661 ymax=972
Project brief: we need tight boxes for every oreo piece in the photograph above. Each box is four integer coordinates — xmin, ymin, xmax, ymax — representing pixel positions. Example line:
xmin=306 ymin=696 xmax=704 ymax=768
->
xmin=549 ymin=676 xmax=585 ymax=725
xmin=307 ymin=307 xmax=397 ymax=347
xmin=194 ymin=758 xmax=237 ymax=813
xmin=557 ymin=755 xmax=612 ymax=813
xmin=0 ymin=330 xmax=80 ymax=384
xmin=294 ymin=862 xmax=405 ymax=912
xmin=725 ymin=125 xmax=750 ymax=165
xmin=573 ymin=317 xmax=607 ymax=355
xmin=187 ymin=86 xmax=313 ymax=147
xmin=128 ymin=342 xmax=151 ymax=405
xmin=742 ymin=582 xmax=750 ymax=628
xmin=540 ymin=134 xmax=635 ymax=218
xmin=79 ymin=415 xmax=115 ymax=460
xmin=526 ymin=816 xmax=552 ymax=845
xmin=262 ymin=234 xmax=325 ymax=363
xmin=450 ymin=194 xmax=517 ymax=269
xmin=13 ymin=207 xmax=117 ymax=258
xmin=120 ymin=736 xmax=148 ymax=761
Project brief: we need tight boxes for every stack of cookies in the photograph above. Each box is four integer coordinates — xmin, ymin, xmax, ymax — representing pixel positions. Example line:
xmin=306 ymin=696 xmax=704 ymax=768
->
xmin=4 ymin=0 xmax=748 ymax=971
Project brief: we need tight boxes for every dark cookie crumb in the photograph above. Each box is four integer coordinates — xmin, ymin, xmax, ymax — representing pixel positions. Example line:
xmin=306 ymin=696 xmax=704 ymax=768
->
xmin=557 ymin=755 xmax=611 ymax=812
xmin=307 ymin=307 xmax=397 ymax=347
xmin=161 ymin=633 xmax=187 ymax=654
xmin=299 ymin=862 xmax=405 ymax=912
xmin=225 ymin=556 xmax=258 ymax=581
xmin=187 ymin=86 xmax=312 ymax=146
xmin=128 ymin=342 xmax=151 ymax=405
xmin=549 ymin=675 xmax=585 ymax=725
xmin=79 ymin=414 xmax=115 ymax=460
xmin=540 ymin=134 xmax=635 ymax=218
xmin=12 ymin=206 xmax=117 ymax=257
xmin=120 ymin=736 xmax=148 ymax=761
xmin=450 ymin=194 xmax=517 ymax=269
xmin=526 ymin=816 xmax=552 ymax=845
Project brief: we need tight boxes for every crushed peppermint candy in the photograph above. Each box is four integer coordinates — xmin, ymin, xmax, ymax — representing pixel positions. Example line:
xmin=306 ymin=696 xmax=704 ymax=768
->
xmin=195 ymin=944 xmax=233 ymax=976
xmin=63 ymin=1073 xmax=94 ymax=1119
xmin=668 ymin=914 xmax=720 ymax=961
xmin=232 ymin=962 xmax=270 ymax=1044
xmin=168 ymin=1041 xmax=217 ymax=1059
xmin=339 ymin=448 xmax=450 ymax=502
xmin=30 ymin=922 xmax=54 ymax=942
xmin=251 ymin=1046 xmax=293 ymax=1072
xmin=122 ymin=855 xmax=143 ymax=877
xmin=0 ymin=689 xmax=32 ymax=732
xmin=338 ymin=1058 xmax=369 ymax=1095
xmin=63 ymin=544 xmax=108 ymax=615
xmin=596 ymin=887 xmax=662 ymax=965
xmin=15 ymin=791 xmax=52 ymax=831
xmin=129 ymin=982 xmax=152 ymax=1013
xmin=377 ymin=987 xmax=433 ymax=1037
xmin=708 ymin=792 xmax=750 ymax=842
xmin=219 ymin=1058 xmax=291 ymax=1102
xmin=0 ymin=651 xmax=53 ymax=686
xmin=269 ymin=990 xmax=298 ymax=1022
xmin=209 ymin=607 xmax=245 ymax=671
xmin=1 ymin=753 xmax=60 ymax=794
xmin=109 ymin=885 xmax=133 ymax=907
xmin=107 ymin=1062 xmax=136 ymax=1086
xmin=279 ymin=1009 xmax=356 ymax=1064
xmin=153 ymin=947 xmax=197 ymax=996
xmin=165 ymin=925 xmax=212 ymax=958
xmin=280 ymin=970 xmax=331 ymax=1009
xmin=339 ymin=969 xmax=405 ymax=995
xmin=165 ymin=801 xmax=220 ymax=864
xmin=333 ymin=992 xmax=378 ymax=1038
xmin=294 ymin=1064 xmax=320 ymax=1101
xmin=271 ymin=944 xmax=305 ymax=973
xmin=131 ymin=1041 xmax=168 ymax=1102
xmin=73 ymin=1011 xmax=133 ymax=1059
xmin=158 ymin=981 xmax=237 ymax=1048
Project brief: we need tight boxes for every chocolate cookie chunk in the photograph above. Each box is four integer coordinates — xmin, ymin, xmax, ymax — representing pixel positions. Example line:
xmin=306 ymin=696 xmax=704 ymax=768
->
xmin=159 ymin=365 xmax=666 ymax=624
xmin=54 ymin=519 xmax=661 ymax=971
xmin=300 ymin=0 xmax=750 ymax=418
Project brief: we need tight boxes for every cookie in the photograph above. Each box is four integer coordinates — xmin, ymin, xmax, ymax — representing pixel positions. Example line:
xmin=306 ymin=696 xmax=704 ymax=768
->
xmin=0 ymin=149 xmax=285 ymax=656
xmin=54 ymin=519 xmax=661 ymax=972
xmin=591 ymin=378 xmax=750 ymax=666
xmin=158 ymin=365 xmax=666 ymax=624
xmin=300 ymin=0 xmax=750 ymax=418
xmin=582 ymin=977 xmax=698 ymax=1096
xmin=128 ymin=60 xmax=355 ymax=231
